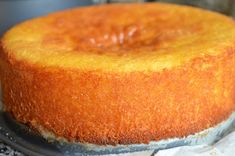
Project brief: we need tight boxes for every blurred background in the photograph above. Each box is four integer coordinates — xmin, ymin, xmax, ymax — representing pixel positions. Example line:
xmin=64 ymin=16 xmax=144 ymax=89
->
xmin=1 ymin=0 xmax=235 ymax=35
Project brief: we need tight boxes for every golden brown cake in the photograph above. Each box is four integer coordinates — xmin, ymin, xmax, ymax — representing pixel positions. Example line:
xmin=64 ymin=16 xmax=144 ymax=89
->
xmin=1 ymin=3 xmax=235 ymax=145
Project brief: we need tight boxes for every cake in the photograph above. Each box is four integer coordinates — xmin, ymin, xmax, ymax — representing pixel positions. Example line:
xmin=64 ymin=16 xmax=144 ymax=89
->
xmin=1 ymin=3 xmax=235 ymax=145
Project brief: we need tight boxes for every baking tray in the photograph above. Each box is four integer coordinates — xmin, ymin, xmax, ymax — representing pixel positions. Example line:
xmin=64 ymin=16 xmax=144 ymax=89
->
xmin=0 ymin=95 xmax=235 ymax=156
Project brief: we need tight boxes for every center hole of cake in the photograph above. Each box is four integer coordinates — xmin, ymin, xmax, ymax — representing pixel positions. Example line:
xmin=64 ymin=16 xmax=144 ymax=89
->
xmin=69 ymin=23 xmax=198 ymax=54
xmin=83 ymin=25 xmax=145 ymax=52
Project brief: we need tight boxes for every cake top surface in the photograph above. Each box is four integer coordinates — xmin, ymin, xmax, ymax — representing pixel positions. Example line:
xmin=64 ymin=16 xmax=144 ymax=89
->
xmin=2 ymin=3 xmax=235 ymax=72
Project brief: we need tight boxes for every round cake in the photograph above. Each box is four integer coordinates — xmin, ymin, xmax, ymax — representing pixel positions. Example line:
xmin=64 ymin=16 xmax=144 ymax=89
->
xmin=1 ymin=3 xmax=235 ymax=145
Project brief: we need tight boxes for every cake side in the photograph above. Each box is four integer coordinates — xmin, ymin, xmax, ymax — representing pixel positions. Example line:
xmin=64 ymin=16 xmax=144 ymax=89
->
xmin=0 ymin=47 xmax=234 ymax=145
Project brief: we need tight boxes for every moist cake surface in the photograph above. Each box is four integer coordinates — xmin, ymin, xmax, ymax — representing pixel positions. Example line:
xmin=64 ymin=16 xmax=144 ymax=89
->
xmin=2 ymin=3 xmax=235 ymax=71
xmin=1 ymin=3 xmax=235 ymax=145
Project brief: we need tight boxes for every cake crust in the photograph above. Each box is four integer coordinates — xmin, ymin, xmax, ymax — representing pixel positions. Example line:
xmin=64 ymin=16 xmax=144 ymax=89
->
xmin=2 ymin=3 xmax=235 ymax=72
xmin=1 ymin=3 xmax=235 ymax=145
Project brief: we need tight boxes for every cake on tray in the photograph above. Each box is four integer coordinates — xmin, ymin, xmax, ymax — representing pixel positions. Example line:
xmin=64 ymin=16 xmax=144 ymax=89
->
xmin=1 ymin=3 xmax=235 ymax=145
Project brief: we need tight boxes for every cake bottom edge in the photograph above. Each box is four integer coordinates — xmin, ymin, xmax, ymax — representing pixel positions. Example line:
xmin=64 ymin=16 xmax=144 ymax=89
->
xmin=24 ymin=112 xmax=235 ymax=154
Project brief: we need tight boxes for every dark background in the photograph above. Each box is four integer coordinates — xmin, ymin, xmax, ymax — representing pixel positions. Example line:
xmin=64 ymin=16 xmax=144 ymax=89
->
xmin=0 ymin=0 xmax=235 ymax=35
